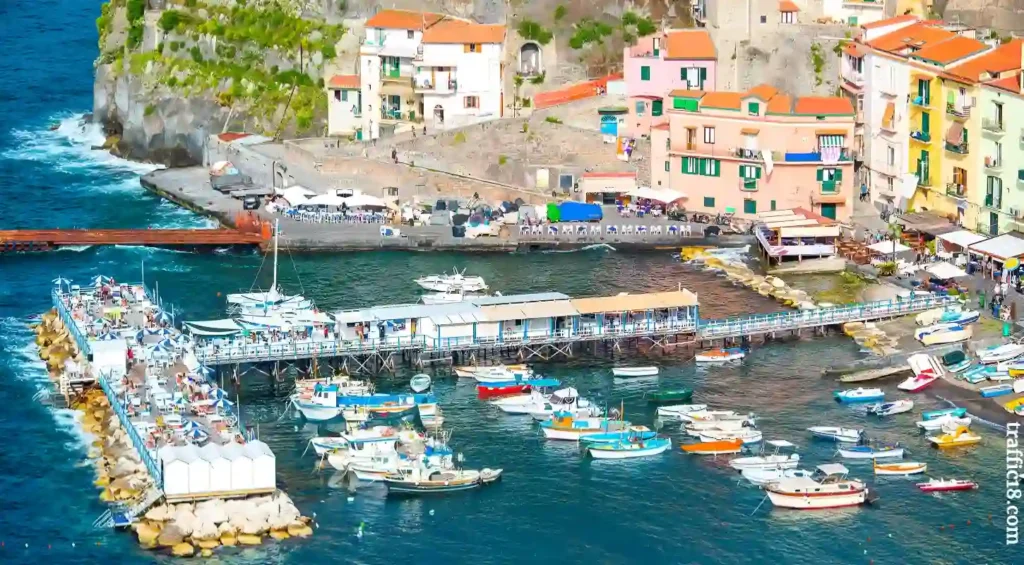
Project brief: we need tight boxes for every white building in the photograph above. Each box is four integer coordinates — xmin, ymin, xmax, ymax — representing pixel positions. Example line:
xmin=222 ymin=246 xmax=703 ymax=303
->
xmin=357 ymin=10 xmax=506 ymax=139
xmin=819 ymin=0 xmax=888 ymax=26
xmin=326 ymin=75 xmax=362 ymax=137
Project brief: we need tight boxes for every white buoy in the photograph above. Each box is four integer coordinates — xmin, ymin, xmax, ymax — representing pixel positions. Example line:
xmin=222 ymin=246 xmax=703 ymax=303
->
xmin=347 ymin=496 xmax=354 ymax=502
xmin=429 ymin=509 xmax=435 ymax=516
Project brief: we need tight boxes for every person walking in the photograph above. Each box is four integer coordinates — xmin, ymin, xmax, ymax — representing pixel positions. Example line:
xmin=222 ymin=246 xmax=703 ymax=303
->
xmin=860 ymin=183 xmax=868 ymax=202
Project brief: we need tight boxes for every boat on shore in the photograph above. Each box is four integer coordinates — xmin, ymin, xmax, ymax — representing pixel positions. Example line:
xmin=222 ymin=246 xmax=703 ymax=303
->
xmin=940 ymin=350 xmax=971 ymax=373
xmin=807 ymin=427 xmax=863 ymax=443
xmin=867 ymin=399 xmax=914 ymax=416
xmin=765 ymin=464 xmax=869 ymax=510
xmin=645 ymin=389 xmax=693 ymax=404
xmin=612 ymin=366 xmax=659 ymax=377
xmin=680 ymin=438 xmax=744 ymax=455
xmin=838 ymin=365 xmax=910 ymax=383
xmin=917 ymin=478 xmax=978 ymax=492
xmin=873 ymin=461 xmax=927 ymax=475
xmin=900 ymin=353 xmax=942 ymax=393
xmin=915 ymin=323 xmax=972 ymax=346
xmin=980 ymin=383 xmax=1014 ymax=398
xmin=587 ymin=436 xmax=672 ymax=459
xmin=833 ymin=388 xmax=884 ymax=403
xmin=979 ymin=343 xmax=1024 ymax=364
xmin=695 ymin=348 xmax=746 ymax=363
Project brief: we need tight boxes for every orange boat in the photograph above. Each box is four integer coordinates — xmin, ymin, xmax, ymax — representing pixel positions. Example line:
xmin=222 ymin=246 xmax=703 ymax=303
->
xmin=681 ymin=439 xmax=744 ymax=455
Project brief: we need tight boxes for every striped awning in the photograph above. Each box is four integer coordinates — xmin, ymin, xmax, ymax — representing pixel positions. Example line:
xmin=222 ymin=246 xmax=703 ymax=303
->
xmin=817 ymin=134 xmax=845 ymax=147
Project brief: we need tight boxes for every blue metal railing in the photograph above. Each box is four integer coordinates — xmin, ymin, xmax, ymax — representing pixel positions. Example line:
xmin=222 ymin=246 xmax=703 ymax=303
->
xmin=51 ymin=288 xmax=92 ymax=357
xmin=97 ymin=371 xmax=162 ymax=488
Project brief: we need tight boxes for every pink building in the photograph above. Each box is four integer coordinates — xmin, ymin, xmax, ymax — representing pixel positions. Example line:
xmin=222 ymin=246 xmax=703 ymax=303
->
xmin=649 ymin=85 xmax=856 ymax=220
xmin=623 ymin=30 xmax=717 ymax=138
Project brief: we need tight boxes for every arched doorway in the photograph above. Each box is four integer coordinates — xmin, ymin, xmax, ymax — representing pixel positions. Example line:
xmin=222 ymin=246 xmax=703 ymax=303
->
xmin=433 ymin=105 xmax=444 ymax=125
xmin=519 ymin=43 xmax=542 ymax=76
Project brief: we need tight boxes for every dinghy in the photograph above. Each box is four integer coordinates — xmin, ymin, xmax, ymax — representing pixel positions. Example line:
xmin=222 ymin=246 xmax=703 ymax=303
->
xmin=695 ymin=348 xmax=746 ymax=363
xmin=916 ymin=415 xmax=971 ymax=431
xmin=873 ymin=461 xmax=927 ymax=475
xmin=833 ymin=388 xmax=885 ymax=403
xmin=645 ymin=389 xmax=693 ymax=404
xmin=698 ymin=429 xmax=762 ymax=444
xmin=612 ymin=366 xmax=659 ymax=377
xmin=980 ymin=383 xmax=1014 ymax=398
xmin=579 ymin=426 xmax=657 ymax=444
xmin=807 ymin=427 xmax=863 ymax=442
xmin=654 ymin=404 xmax=710 ymax=421
xmin=838 ymin=444 xmax=904 ymax=459
xmin=728 ymin=440 xmax=799 ymax=470
xmin=917 ymin=478 xmax=978 ymax=492
xmin=915 ymin=323 xmax=972 ymax=345
xmin=867 ymin=399 xmax=914 ymax=416
xmin=900 ymin=354 xmax=942 ymax=392
xmin=410 ymin=374 xmax=432 ymax=393
xmin=476 ymin=378 xmax=560 ymax=399
xmin=979 ymin=343 xmax=1024 ymax=364
xmin=940 ymin=350 xmax=971 ymax=374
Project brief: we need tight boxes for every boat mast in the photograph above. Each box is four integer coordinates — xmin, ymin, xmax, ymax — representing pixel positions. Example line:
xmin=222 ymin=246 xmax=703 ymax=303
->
xmin=272 ymin=218 xmax=279 ymax=292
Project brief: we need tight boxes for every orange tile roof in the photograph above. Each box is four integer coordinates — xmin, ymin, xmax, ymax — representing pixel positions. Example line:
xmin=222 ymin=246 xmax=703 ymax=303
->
xmin=699 ymin=91 xmax=743 ymax=110
xmin=793 ymin=96 xmax=855 ymax=116
xmin=861 ymin=14 xmax=918 ymax=30
xmin=843 ymin=43 xmax=866 ymax=57
xmin=766 ymin=94 xmax=793 ymax=114
xmin=778 ymin=0 xmax=799 ymax=11
xmin=945 ymin=39 xmax=1024 ymax=82
xmin=746 ymin=84 xmax=779 ymax=101
xmin=366 ymin=9 xmax=447 ymax=30
xmin=328 ymin=75 xmax=360 ymax=89
xmin=668 ymin=89 xmax=706 ymax=98
xmin=987 ymin=72 xmax=1022 ymax=93
xmin=422 ymin=21 xmax=506 ymax=44
xmin=664 ymin=30 xmax=716 ymax=60
xmin=912 ymin=35 xmax=989 ymax=66
xmin=868 ymin=23 xmax=954 ymax=53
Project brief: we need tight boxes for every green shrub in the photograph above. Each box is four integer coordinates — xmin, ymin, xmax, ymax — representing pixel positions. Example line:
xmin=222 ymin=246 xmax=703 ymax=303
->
xmin=569 ymin=19 xmax=614 ymax=50
xmin=144 ymin=104 xmax=156 ymax=116
xmin=529 ymin=72 xmax=546 ymax=85
xmin=517 ymin=19 xmax=553 ymax=46
xmin=877 ymin=262 xmax=897 ymax=276
xmin=544 ymin=116 xmax=562 ymax=124
xmin=554 ymin=5 xmax=567 ymax=21
xmin=190 ymin=46 xmax=203 ymax=62
xmin=498 ymin=155 xmax=508 ymax=165
xmin=321 ymin=43 xmax=337 ymax=60
xmin=159 ymin=10 xmax=189 ymax=33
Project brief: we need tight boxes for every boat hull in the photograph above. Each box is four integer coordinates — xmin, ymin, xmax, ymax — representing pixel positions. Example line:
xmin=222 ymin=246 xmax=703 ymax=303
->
xmin=680 ymin=439 xmax=743 ymax=454
xmin=477 ymin=384 xmax=530 ymax=399
xmin=898 ymin=375 xmax=938 ymax=393
xmin=838 ymin=447 xmax=904 ymax=459
xmin=646 ymin=390 xmax=694 ymax=404
xmin=766 ymin=489 xmax=867 ymax=509
xmin=808 ymin=427 xmax=862 ymax=442
xmin=923 ymin=407 xmax=967 ymax=420
xmin=917 ymin=481 xmax=978 ymax=492
xmin=385 ymin=481 xmax=481 ymax=494
xmin=294 ymin=403 xmax=342 ymax=422
xmin=588 ymin=440 xmax=671 ymax=459
xmin=612 ymin=367 xmax=659 ymax=377
xmin=874 ymin=463 xmax=927 ymax=475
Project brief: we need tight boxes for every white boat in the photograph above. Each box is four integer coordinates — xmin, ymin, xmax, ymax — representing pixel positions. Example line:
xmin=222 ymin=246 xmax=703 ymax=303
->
xmin=673 ymin=409 xmax=742 ymax=423
xmin=420 ymin=287 xmax=487 ymax=305
xmin=685 ymin=417 xmax=755 ymax=436
xmin=915 ymin=323 xmax=972 ymax=346
xmin=414 ymin=268 xmax=487 ymax=292
xmin=454 ymin=364 xmax=529 ymax=378
xmin=837 ymin=445 xmax=904 ymax=459
xmin=654 ymin=404 xmax=710 ymax=421
xmin=540 ymin=415 xmax=631 ymax=441
xmin=741 ymin=467 xmax=812 ymax=486
xmin=524 ymin=387 xmax=602 ymax=421
xmin=410 ymin=374 xmax=432 ymax=393
xmin=309 ymin=426 xmax=400 ymax=456
xmin=698 ymin=429 xmax=762 ymax=444
xmin=227 ymin=219 xmax=311 ymax=314
xmin=867 ymin=399 xmax=915 ymax=416
xmin=729 ymin=440 xmax=799 ymax=471
xmin=474 ymin=367 xmax=536 ymax=383
xmin=873 ymin=461 xmax=927 ymax=475
xmin=979 ymin=343 xmax=1024 ymax=364
xmin=833 ymin=388 xmax=884 ymax=403
xmin=587 ymin=437 xmax=672 ymax=459
xmin=916 ymin=415 xmax=972 ymax=431
xmin=766 ymin=464 xmax=869 ymax=509
xmin=695 ymin=348 xmax=746 ymax=363
xmin=807 ymin=426 xmax=863 ymax=443
xmin=611 ymin=366 xmax=659 ymax=377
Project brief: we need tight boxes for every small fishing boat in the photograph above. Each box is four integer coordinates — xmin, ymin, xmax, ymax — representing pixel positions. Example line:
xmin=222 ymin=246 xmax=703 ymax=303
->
xmin=898 ymin=373 xmax=939 ymax=393
xmin=741 ymin=467 xmax=812 ymax=487
xmin=539 ymin=412 xmax=631 ymax=441
xmin=654 ymin=404 xmax=710 ymax=421
xmin=453 ymin=364 xmax=528 ymax=379
xmin=928 ymin=426 xmax=981 ymax=448
xmin=680 ymin=438 xmax=744 ymax=455
xmin=1007 ymin=362 xmax=1024 ymax=378
xmin=525 ymin=387 xmax=603 ymax=421
xmin=940 ymin=350 xmax=971 ymax=373
xmin=765 ymin=464 xmax=869 ymax=510
xmin=695 ymin=347 xmax=746 ymax=363
xmin=914 ymin=323 xmax=972 ymax=346
xmin=612 ymin=366 xmax=659 ymax=377
xmin=867 ymin=399 xmax=914 ymax=416
xmin=698 ymin=429 xmax=762 ymax=444
xmin=579 ymin=426 xmax=657 ymax=444
xmin=414 ymin=268 xmax=487 ymax=292
xmin=916 ymin=415 xmax=972 ymax=432
xmin=838 ymin=444 xmax=904 ymax=459
xmin=873 ymin=461 xmax=927 ymax=475
xmin=471 ymin=366 xmax=535 ymax=383
xmin=685 ymin=416 xmax=755 ymax=436
xmin=980 ymin=383 xmax=1014 ymax=398
xmin=410 ymin=374 xmax=432 ymax=393
xmin=916 ymin=478 xmax=978 ymax=492
xmin=476 ymin=377 xmax=560 ymax=399
xmin=833 ymin=388 xmax=884 ymax=403
xmin=807 ymin=427 xmax=863 ymax=443
xmin=383 ymin=467 xmax=490 ymax=495
xmin=587 ymin=436 xmax=672 ymax=459
xmin=728 ymin=440 xmax=799 ymax=471
xmin=979 ymin=343 xmax=1024 ymax=364
xmin=922 ymin=407 xmax=967 ymax=420
xmin=962 ymin=364 xmax=999 ymax=384
xmin=645 ymin=389 xmax=693 ymax=404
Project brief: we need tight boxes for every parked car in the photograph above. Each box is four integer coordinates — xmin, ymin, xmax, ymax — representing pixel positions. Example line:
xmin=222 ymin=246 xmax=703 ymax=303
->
xmin=242 ymin=196 xmax=260 ymax=210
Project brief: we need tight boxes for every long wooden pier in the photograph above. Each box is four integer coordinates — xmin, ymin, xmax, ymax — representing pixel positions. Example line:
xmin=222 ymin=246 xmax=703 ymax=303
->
xmin=0 ymin=229 xmax=267 ymax=252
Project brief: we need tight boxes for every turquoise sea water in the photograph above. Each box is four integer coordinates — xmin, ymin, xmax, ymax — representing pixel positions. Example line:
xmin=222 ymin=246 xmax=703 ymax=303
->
xmin=0 ymin=2 xmax=1017 ymax=563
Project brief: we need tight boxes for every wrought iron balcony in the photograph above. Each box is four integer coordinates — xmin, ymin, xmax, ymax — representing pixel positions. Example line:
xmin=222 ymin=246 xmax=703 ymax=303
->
xmin=945 ymin=141 xmax=969 ymax=154
xmin=946 ymin=103 xmax=970 ymax=118
xmin=910 ymin=130 xmax=931 ymax=143
xmin=946 ymin=182 xmax=966 ymax=198
xmin=910 ymin=95 xmax=930 ymax=108
xmin=985 ymin=156 xmax=1002 ymax=171
xmin=983 ymin=117 xmax=1004 ymax=134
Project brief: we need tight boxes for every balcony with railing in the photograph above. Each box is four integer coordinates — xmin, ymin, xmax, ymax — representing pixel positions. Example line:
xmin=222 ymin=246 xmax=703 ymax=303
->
xmin=783 ymin=148 xmax=851 ymax=163
xmin=732 ymin=147 xmax=763 ymax=161
xmin=910 ymin=129 xmax=931 ymax=143
xmin=910 ymin=94 xmax=930 ymax=108
xmin=945 ymin=140 xmax=969 ymax=154
xmin=985 ymin=156 xmax=1002 ymax=172
xmin=983 ymin=117 xmax=1005 ymax=134
xmin=841 ymin=67 xmax=864 ymax=88
xmin=946 ymin=103 xmax=970 ymax=118
xmin=917 ymin=174 xmax=932 ymax=188
xmin=984 ymin=193 xmax=1003 ymax=210
xmin=413 ymin=76 xmax=456 ymax=93
xmin=946 ymin=182 xmax=966 ymax=198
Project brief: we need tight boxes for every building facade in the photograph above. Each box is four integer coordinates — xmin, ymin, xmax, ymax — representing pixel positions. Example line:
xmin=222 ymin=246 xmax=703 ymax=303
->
xmin=650 ymin=85 xmax=856 ymax=220
xmin=326 ymin=75 xmax=362 ymax=137
xmin=982 ymin=72 xmax=1024 ymax=233
xmin=623 ymin=30 xmax=717 ymax=138
xmin=356 ymin=10 xmax=505 ymax=140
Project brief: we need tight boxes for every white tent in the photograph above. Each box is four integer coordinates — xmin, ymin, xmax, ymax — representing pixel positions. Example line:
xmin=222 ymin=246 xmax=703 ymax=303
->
xmin=305 ymin=193 xmax=347 ymax=206
xmin=279 ymin=185 xmax=314 ymax=206
xmin=936 ymin=229 xmax=987 ymax=250
xmin=867 ymin=240 xmax=911 ymax=254
xmin=969 ymin=233 xmax=1024 ymax=261
xmin=926 ymin=262 xmax=968 ymax=280
xmin=343 ymin=193 xmax=387 ymax=209
xmin=628 ymin=187 xmax=686 ymax=204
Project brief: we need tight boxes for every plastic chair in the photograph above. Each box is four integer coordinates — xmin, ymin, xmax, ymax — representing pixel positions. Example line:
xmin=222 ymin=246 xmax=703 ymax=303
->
xmin=607 ymin=225 xmax=618 ymax=235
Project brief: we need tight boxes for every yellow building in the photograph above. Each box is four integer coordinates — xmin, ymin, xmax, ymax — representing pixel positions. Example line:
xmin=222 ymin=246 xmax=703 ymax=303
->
xmin=907 ymin=69 xmax=946 ymax=217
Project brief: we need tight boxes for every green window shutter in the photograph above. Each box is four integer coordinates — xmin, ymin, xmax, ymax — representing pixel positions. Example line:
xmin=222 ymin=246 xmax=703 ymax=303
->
xmin=821 ymin=181 xmax=836 ymax=193
xmin=748 ymin=102 xmax=759 ymax=115
xmin=816 ymin=168 xmax=824 ymax=181
xmin=681 ymin=157 xmax=687 ymax=173
xmin=673 ymin=97 xmax=684 ymax=110
xmin=738 ymin=165 xmax=747 ymax=178
xmin=341 ymin=90 xmax=349 ymax=102
xmin=743 ymin=179 xmax=757 ymax=190
xmin=922 ymin=112 xmax=929 ymax=133
xmin=744 ymin=199 xmax=757 ymax=214
xmin=700 ymin=67 xmax=707 ymax=81
xmin=681 ymin=98 xmax=698 ymax=112
xmin=712 ymin=159 xmax=721 ymax=177
xmin=963 ymin=128 xmax=968 ymax=143
xmin=697 ymin=158 xmax=706 ymax=175
xmin=770 ymin=200 xmax=777 ymax=211
xmin=755 ymin=166 xmax=762 ymax=179
xmin=641 ymin=66 xmax=651 ymax=81
xmin=946 ymin=90 xmax=954 ymax=104
xmin=680 ymin=68 xmax=688 ymax=81
xmin=652 ymin=100 xmax=663 ymax=116
xmin=664 ymin=160 xmax=670 ymax=172
xmin=834 ymin=168 xmax=843 ymax=181
xmin=703 ymin=197 xmax=715 ymax=208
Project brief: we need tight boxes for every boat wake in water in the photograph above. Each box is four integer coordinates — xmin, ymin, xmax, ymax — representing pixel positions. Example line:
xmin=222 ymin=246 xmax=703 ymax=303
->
xmin=541 ymin=243 xmax=617 ymax=254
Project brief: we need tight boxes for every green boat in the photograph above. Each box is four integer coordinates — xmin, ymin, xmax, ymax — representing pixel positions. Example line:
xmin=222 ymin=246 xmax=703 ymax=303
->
xmin=646 ymin=389 xmax=693 ymax=404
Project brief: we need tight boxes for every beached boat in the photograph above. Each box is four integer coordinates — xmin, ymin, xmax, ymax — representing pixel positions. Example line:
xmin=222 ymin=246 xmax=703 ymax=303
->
xmin=645 ymin=389 xmax=693 ymax=404
xmin=923 ymin=407 xmax=967 ymax=420
xmin=654 ymin=404 xmax=710 ymax=421
xmin=539 ymin=412 xmax=631 ymax=441
xmin=410 ymin=374 xmax=432 ymax=393
xmin=898 ymin=373 xmax=939 ymax=393
xmin=833 ymin=388 xmax=884 ymax=403
xmin=981 ymin=383 xmax=1015 ymax=397
xmin=680 ymin=438 xmax=744 ymax=455
xmin=694 ymin=347 xmax=746 ymax=363
xmin=587 ymin=436 xmax=672 ymax=459
xmin=979 ymin=343 xmax=1024 ymax=364
xmin=916 ymin=478 xmax=978 ymax=492
xmin=612 ymin=366 xmax=659 ymax=377
xmin=838 ymin=445 xmax=904 ymax=459
xmin=916 ymin=415 xmax=972 ymax=432
xmin=741 ymin=467 xmax=812 ymax=487
xmin=928 ymin=426 xmax=981 ymax=448
xmin=414 ymin=268 xmax=487 ymax=293
xmin=765 ymin=464 xmax=869 ymax=510
xmin=915 ymin=323 xmax=972 ymax=346
xmin=807 ymin=427 xmax=863 ymax=443
xmin=728 ymin=440 xmax=799 ymax=471
xmin=940 ymin=350 xmax=971 ymax=373
xmin=698 ymin=429 xmax=762 ymax=444
xmin=962 ymin=365 xmax=993 ymax=384
xmin=867 ymin=399 xmax=914 ymax=416
xmin=839 ymin=365 xmax=910 ymax=383
xmin=873 ymin=461 xmax=927 ymax=476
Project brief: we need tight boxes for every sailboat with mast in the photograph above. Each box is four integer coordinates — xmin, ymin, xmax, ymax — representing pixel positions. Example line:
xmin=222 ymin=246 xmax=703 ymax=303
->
xmin=227 ymin=219 xmax=313 ymax=315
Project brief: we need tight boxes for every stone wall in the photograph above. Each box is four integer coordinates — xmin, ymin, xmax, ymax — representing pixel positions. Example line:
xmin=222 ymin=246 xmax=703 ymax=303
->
xmin=940 ymin=0 xmax=1024 ymax=35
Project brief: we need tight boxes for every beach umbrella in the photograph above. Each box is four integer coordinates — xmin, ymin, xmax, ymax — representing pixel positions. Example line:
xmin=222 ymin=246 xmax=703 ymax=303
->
xmin=98 ymin=332 xmax=119 ymax=341
xmin=156 ymin=311 xmax=172 ymax=323
xmin=213 ymin=397 xmax=235 ymax=409
xmin=135 ymin=330 xmax=146 ymax=342
xmin=90 ymin=275 xmax=112 ymax=287
xmin=52 ymin=277 xmax=71 ymax=292
xmin=92 ymin=318 xmax=107 ymax=328
xmin=156 ymin=338 xmax=175 ymax=349
xmin=147 ymin=341 xmax=171 ymax=355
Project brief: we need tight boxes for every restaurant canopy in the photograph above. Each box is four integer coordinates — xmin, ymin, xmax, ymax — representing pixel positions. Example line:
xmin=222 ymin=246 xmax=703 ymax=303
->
xmin=277 ymin=185 xmax=314 ymax=206
xmin=895 ymin=211 xmax=955 ymax=236
xmin=936 ymin=229 xmax=987 ymax=250
xmin=867 ymin=240 xmax=911 ymax=254
xmin=968 ymin=233 xmax=1024 ymax=261
xmin=925 ymin=262 xmax=968 ymax=280
xmin=627 ymin=187 xmax=686 ymax=204
xmin=570 ymin=290 xmax=699 ymax=315
xmin=305 ymin=193 xmax=346 ymax=206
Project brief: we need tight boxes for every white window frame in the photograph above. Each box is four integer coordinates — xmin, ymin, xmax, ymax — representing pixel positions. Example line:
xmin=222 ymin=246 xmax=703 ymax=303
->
xmin=886 ymin=146 xmax=895 ymax=166
xmin=703 ymin=126 xmax=715 ymax=145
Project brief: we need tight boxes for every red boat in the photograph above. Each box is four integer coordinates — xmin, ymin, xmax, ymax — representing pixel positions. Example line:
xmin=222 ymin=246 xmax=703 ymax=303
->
xmin=477 ymin=383 xmax=531 ymax=399
xmin=916 ymin=478 xmax=978 ymax=492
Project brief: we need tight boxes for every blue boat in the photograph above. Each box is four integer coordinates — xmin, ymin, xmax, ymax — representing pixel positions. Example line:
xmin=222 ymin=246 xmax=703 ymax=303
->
xmin=587 ymin=436 xmax=672 ymax=459
xmin=939 ymin=310 xmax=980 ymax=325
xmin=962 ymin=364 xmax=1001 ymax=384
xmin=980 ymin=384 xmax=1014 ymax=398
xmin=579 ymin=426 xmax=658 ymax=444
xmin=833 ymin=388 xmax=885 ymax=403
xmin=922 ymin=407 xmax=967 ymax=420
xmin=293 ymin=385 xmax=436 ymax=422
